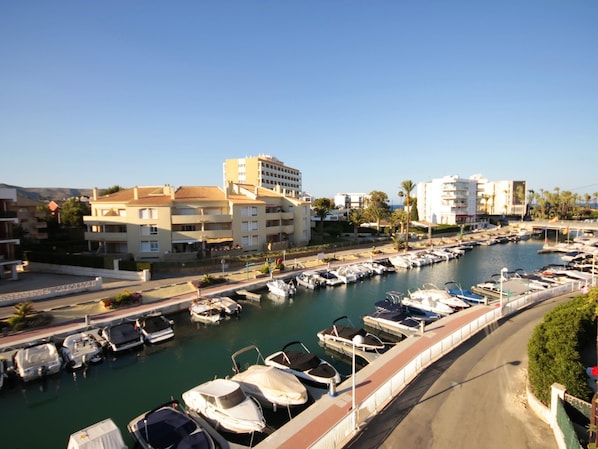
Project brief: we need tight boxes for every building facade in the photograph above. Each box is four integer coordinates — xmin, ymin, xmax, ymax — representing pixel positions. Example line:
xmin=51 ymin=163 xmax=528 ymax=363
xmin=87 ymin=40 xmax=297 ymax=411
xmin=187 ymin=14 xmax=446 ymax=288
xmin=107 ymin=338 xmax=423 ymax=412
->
xmin=223 ymin=154 xmax=302 ymax=198
xmin=333 ymin=193 xmax=369 ymax=209
xmin=417 ymin=176 xmax=479 ymax=225
xmin=417 ymin=175 xmax=528 ymax=225
xmin=83 ymin=183 xmax=311 ymax=262
xmin=0 ymin=188 xmax=21 ymax=279
xmin=11 ymin=195 xmax=49 ymax=243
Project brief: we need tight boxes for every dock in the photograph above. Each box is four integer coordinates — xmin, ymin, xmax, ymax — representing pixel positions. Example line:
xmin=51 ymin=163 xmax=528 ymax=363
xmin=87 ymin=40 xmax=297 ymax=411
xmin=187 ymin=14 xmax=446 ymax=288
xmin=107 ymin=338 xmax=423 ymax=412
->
xmin=362 ymin=315 xmax=419 ymax=340
xmin=317 ymin=337 xmax=381 ymax=365
xmin=235 ymin=289 xmax=262 ymax=302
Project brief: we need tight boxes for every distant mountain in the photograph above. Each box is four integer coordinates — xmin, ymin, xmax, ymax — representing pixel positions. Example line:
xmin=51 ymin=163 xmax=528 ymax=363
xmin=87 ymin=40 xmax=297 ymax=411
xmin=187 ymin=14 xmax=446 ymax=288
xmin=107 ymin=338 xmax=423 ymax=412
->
xmin=0 ymin=183 xmax=93 ymax=202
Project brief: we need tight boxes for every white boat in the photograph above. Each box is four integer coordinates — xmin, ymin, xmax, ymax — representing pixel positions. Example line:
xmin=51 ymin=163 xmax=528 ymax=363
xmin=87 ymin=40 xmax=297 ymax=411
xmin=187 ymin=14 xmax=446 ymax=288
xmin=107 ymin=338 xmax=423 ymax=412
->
xmin=409 ymin=283 xmax=470 ymax=310
xmin=182 ymin=378 xmax=266 ymax=435
xmin=0 ymin=358 xmax=6 ymax=390
xmin=135 ymin=314 xmax=175 ymax=344
xmin=318 ymin=270 xmax=344 ymax=286
xmin=330 ymin=266 xmax=357 ymax=283
xmin=295 ymin=271 xmax=324 ymax=289
xmin=14 ymin=342 xmax=62 ymax=382
xmin=444 ymin=281 xmax=486 ymax=304
xmin=67 ymin=418 xmax=127 ymax=449
xmin=388 ymin=254 xmax=413 ymax=269
xmin=316 ymin=316 xmax=386 ymax=352
xmin=99 ymin=322 xmax=144 ymax=353
xmin=128 ymin=400 xmax=216 ymax=449
xmin=60 ymin=332 xmax=104 ymax=370
xmin=210 ymin=296 xmax=242 ymax=316
xmin=403 ymin=287 xmax=456 ymax=316
xmin=190 ymin=298 xmax=224 ymax=324
xmin=230 ymin=345 xmax=308 ymax=410
xmin=264 ymin=341 xmax=341 ymax=389
xmin=361 ymin=261 xmax=386 ymax=275
xmin=266 ymin=279 xmax=296 ymax=298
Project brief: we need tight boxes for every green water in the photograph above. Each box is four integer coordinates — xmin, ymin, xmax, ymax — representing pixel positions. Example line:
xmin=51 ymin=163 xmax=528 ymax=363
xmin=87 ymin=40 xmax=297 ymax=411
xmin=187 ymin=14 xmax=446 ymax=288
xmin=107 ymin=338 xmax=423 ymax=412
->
xmin=0 ymin=241 xmax=565 ymax=449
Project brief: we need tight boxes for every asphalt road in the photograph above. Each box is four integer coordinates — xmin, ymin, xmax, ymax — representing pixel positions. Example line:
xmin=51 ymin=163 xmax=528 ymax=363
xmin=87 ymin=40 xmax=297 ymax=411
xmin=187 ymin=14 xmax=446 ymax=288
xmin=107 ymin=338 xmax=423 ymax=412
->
xmin=344 ymin=294 xmax=575 ymax=449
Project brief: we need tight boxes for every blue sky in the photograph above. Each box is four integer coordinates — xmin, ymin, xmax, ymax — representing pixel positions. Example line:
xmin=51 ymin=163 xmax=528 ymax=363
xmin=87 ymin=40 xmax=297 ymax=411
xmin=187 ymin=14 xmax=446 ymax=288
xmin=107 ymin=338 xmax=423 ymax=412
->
xmin=1 ymin=1 xmax=597 ymax=200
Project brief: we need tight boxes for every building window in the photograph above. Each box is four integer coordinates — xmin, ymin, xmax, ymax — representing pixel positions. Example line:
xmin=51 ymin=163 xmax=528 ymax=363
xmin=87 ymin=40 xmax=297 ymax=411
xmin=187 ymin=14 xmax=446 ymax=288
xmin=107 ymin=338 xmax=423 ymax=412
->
xmin=139 ymin=208 xmax=158 ymax=219
xmin=140 ymin=224 xmax=158 ymax=236
xmin=140 ymin=241 xmax=159 ymax=252
xmin=181 ymin=224 xmax=196 ymax=232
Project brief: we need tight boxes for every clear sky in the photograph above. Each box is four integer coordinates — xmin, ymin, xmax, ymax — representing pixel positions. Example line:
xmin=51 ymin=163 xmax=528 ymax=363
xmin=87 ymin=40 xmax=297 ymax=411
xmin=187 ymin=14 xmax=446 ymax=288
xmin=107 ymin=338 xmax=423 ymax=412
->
xmin=1 ymin=1 xmax=597 ymax=201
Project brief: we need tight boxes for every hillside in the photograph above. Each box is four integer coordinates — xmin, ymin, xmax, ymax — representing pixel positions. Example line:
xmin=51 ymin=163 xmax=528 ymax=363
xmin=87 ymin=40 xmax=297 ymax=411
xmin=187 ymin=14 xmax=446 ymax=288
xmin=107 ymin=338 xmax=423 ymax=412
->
xmin=0 ymin=183 xmax=92 ymax=201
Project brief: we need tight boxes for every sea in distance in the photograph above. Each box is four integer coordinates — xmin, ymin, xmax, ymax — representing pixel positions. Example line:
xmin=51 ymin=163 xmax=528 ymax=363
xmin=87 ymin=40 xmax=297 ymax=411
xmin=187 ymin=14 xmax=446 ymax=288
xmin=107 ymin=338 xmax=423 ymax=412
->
xmin=0 ymin=240 xmax=567 ymax=448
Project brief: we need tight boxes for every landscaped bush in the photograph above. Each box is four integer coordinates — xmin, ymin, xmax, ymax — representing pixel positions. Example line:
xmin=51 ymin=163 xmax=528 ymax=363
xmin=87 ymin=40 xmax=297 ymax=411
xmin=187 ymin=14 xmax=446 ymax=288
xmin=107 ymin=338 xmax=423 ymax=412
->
xmin=101 ymin=290 xmax=142 ymax=309
xmin=527 ymin=293 xmax=596 ymax=405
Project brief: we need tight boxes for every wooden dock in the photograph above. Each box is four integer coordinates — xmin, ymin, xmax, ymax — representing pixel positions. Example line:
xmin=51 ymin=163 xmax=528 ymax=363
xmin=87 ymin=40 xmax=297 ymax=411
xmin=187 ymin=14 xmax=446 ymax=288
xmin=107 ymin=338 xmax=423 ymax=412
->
xmin=362 ymin=315 xmax=419 ymax=340
xmin=235 ymin=289 xmax=262 ymax=302
xmin=317 ymin=337 xmax=380 ymax=365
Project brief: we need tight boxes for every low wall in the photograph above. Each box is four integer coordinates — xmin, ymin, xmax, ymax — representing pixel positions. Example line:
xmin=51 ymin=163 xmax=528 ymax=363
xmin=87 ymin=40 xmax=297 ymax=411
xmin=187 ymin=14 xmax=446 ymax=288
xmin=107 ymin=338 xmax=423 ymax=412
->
xmin=0 ymin=277 xmax=104 ymax=306
xmin=27 ymin=262 xmax=151 ymax=282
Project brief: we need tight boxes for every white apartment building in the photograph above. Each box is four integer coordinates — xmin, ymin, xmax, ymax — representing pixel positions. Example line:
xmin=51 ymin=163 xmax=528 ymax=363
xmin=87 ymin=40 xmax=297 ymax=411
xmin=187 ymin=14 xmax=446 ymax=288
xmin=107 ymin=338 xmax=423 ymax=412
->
xmin=334 ymin=193 xmax=369 ymax=209
xmin=223 ymin=154 xmax=302 ymax=197
xmin=417 ymin=175 xmax=528 ymax=225
xmin=417 ymin=176 xmax=478 ymax=225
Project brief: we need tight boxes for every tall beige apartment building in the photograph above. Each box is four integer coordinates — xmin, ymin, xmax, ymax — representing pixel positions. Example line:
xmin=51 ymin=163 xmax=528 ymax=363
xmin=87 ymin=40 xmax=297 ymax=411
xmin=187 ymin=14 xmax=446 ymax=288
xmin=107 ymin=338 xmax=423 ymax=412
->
xmin=83 ymin=183 xmax=311 ymax=262
xmin=223 ymin=155 xmax=302 ymax=198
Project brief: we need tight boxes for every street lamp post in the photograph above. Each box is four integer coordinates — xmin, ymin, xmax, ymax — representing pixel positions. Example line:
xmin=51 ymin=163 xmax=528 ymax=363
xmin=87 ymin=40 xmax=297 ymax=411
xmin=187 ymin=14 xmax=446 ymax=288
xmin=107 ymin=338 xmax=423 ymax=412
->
xmin=499 ymin=267 xmax=508 ymax=309
xmin=352 ymin=334 xmax=365 ymax=431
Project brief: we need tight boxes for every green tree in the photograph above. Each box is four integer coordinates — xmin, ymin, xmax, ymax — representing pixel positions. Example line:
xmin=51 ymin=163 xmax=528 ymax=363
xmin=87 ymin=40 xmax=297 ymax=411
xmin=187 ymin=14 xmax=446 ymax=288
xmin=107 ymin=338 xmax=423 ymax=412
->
xmin=348 ymin=208 xmax=366 ymax=238
xmin=364 ymin=190 xmax=390 ymax=234
xmin=398 ymin=180 xmax=416 ymax=253
xmin=312 ymin=197 xmax=332 ymax=234
xmin=60 ymin=197 xmax=91 ymax=227
xmin=100 ymin=185 xmax=124 ymax=196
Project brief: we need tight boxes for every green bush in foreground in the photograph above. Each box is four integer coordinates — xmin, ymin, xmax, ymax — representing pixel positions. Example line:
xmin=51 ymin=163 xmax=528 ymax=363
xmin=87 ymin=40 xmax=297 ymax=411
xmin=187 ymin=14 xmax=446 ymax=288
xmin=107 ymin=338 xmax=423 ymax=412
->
xmin=527 ymin=292 xmax=596 ymax=405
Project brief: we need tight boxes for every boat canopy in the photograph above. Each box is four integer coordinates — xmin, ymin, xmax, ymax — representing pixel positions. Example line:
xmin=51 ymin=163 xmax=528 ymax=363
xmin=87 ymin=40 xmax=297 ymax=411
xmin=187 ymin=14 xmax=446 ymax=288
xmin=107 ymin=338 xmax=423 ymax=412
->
xmin=67 ymin=418 xmax=127 ymax=449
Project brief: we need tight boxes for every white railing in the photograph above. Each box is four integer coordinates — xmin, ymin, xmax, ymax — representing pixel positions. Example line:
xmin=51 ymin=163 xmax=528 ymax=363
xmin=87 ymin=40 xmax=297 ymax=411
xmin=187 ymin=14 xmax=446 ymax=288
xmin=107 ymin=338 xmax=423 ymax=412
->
xmin=309 ymin=282 xmax=577 ymax=449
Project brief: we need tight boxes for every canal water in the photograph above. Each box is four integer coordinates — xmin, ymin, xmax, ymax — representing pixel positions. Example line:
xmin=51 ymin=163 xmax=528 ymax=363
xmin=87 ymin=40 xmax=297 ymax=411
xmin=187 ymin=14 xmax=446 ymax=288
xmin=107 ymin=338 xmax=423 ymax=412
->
xmin=0 ymin=240 xmax=565 ymax=449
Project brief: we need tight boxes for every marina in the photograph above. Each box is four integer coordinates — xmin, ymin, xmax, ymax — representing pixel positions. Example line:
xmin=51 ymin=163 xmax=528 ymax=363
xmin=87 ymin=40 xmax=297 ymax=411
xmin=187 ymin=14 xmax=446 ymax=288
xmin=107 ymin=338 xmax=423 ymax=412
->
xmin=0 ymin=240 xmax=584 ymax=448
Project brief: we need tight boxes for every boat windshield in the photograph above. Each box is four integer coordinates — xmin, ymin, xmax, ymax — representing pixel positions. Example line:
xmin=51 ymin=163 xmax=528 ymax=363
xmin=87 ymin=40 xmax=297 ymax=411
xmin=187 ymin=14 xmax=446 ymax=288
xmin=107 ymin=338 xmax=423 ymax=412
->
xmin=217 ymin=386 xmax=247 ymax=409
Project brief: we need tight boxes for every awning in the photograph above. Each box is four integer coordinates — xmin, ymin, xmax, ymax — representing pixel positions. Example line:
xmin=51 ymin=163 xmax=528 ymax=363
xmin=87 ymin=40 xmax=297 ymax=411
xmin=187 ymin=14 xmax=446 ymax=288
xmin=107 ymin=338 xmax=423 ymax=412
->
xmin=206 ymin=237 xmax=234 ymax=244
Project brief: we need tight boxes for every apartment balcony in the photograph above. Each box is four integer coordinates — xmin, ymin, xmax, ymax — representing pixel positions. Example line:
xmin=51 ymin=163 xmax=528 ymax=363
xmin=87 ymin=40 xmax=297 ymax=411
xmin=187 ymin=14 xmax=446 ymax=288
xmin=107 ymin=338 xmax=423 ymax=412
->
xmin=84 ymin=216 xmax=129 ymax=225
xmin=171 ymin=214 xmax=232 ymax=225
xmin=264 ymin=225 xmax=295 ymax=235
xmin=171 ymin=230 xmax=232 ymax=242
xmin=84 ymin=231 xmax=129 ymax=242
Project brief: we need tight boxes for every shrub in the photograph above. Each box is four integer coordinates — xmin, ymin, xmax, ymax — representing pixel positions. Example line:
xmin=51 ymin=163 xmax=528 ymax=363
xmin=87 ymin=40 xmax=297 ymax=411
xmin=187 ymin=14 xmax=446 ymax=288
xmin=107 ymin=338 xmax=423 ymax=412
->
xmin=527 ymin=294 xmax=595 ymax=405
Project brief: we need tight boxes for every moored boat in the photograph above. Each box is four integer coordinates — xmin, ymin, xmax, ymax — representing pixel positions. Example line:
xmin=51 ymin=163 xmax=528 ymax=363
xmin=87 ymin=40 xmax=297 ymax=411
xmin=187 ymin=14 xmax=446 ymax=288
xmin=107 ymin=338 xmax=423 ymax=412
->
xmin=99 ymin=322 xmax=144 ymax=353
xmin=128 ymin=400 xmax=216 ymax=449
xmin=190 ymin=298 xmax=224 ymax=324
xmin=135 ymin=313 xmax=175 ymax=344
xmin=230 ymin=345 xmax=308 ymax=410
xmin=182 ymin=378 xmax=266 ymax=435
xmin=264 ymin=341 xmax=341 ymax=389
xmin=14 ymin=342 xmax=62 ymax=382
xmin=266 ymin=279 xmax=297 ymax=298
xmin=60 ymin=332 xmax=104 ymax=370
xmin=316 ymin=316 xmax=386 ymax=352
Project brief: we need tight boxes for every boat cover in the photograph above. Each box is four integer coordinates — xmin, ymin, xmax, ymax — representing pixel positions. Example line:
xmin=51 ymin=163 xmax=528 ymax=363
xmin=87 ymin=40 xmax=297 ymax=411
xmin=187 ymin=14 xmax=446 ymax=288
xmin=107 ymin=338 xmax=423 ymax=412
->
xmin=233 ymin=365 xmax=307 ymax=404
xmin=67 ymin=418 xmax=127 ymax=449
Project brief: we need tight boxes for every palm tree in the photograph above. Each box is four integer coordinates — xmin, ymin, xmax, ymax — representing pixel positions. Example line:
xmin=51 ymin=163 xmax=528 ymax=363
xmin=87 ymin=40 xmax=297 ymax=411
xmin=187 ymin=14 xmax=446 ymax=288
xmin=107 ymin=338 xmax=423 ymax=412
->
xmin=398 ymin=180 xmax=416 ymax=253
